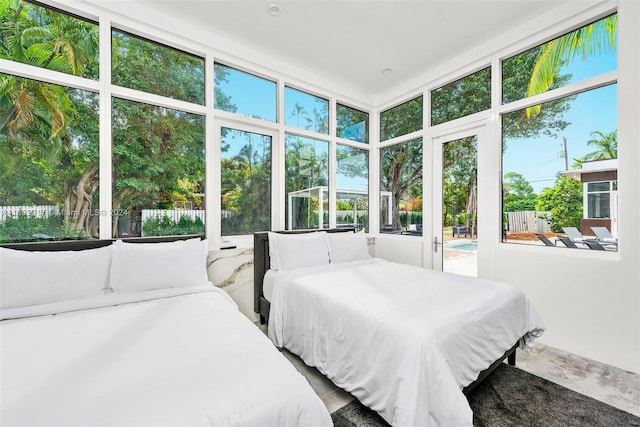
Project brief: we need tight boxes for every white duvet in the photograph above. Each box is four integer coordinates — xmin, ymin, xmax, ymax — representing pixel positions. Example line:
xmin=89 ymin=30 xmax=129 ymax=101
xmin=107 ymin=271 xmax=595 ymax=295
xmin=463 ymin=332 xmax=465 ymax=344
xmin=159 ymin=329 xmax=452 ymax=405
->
xmin=1 ymin=286 xmax=332 ymax=427
xmin=268 ymin=258 xmax=545 ymax=427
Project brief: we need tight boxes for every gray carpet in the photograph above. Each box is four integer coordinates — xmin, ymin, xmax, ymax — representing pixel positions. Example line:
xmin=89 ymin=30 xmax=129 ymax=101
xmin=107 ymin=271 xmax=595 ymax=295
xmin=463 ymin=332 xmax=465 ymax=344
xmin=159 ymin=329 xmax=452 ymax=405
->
xmin=331 ymin=364 xmax=640 ymax=426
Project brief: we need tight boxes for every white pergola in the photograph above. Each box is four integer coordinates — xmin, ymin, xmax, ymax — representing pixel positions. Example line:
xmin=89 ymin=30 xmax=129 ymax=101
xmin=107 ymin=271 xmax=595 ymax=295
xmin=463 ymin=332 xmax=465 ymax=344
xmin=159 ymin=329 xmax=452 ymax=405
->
xmin=287 ymin=186 xmax=392 ymax=229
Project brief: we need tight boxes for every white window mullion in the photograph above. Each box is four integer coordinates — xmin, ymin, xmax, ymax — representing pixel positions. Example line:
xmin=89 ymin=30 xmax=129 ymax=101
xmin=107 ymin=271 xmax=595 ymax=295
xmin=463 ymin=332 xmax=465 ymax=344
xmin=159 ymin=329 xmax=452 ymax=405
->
xmin=205 ymin=53 xmax=218 ymax=246
xmin=98 ymin=14 xmax=113 ymax=239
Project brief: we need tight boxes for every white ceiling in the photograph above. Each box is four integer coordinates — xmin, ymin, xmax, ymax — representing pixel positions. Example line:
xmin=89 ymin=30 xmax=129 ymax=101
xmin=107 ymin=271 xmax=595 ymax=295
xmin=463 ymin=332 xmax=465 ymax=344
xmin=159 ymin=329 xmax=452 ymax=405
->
xmin=116 ymin=0 xmax=577 ymax=97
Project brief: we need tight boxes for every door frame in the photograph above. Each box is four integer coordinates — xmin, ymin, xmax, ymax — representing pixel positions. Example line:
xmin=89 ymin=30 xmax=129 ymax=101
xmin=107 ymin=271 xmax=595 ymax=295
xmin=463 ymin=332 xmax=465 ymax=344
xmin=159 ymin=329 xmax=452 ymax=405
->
xmin=211 ymin=118 xmax=280 ymax=244
xmin=426 ymin=122 xmax=489 ymax=273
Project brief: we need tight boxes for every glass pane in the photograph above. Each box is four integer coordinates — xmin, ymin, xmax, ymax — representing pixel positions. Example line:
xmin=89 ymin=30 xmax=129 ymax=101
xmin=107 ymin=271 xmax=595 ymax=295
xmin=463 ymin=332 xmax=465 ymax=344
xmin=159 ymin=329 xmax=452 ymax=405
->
xmin=502 ymin=14 xmax=617 ymax=104
xmin=214 ymin=64 xmax=276 ymax=122
xmin=285 ymin=134 xmax=329 ymax=230
xmin=221 ymin=128 xmax=271 ymax=235
xmin=431 ymin=68 xmax=491 ymax=126
xmin=112 ymin=30 xmax=204 ymax=105
xmin=380 ymin=96 xmax=423 ymax=141
xmin=502 ymin=84 xmax=617 ymax=247
xmin=588 ymin=193 xmax=610 ymax=218
xmin=443 ymin=136 xmax=478 ymax=276
xmin=0 ymin=2 xmax=99 ymax=79
xmin=337 ymin=104 xmax=369 ymax=143
xmin=112 ymin=98 xmax=205 ymax=238
xmin=587 ymin=182 xmax=610 ymax=192
xmin=284 ymin=87 xmax=329 ymax=134
xmin=0 ymin=74 xmax=99 ymax=243
xmin=336 ymin=145 xmax=368 ymax=231
xmin=379 ymin=138 xmax=423 ymax=235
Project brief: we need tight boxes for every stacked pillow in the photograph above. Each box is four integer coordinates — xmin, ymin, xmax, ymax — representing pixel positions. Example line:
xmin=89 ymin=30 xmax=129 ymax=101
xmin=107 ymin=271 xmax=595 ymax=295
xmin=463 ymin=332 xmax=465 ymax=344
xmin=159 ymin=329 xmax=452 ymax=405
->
xmin=0 ymin=238 xmax=209 ymax=310
xmin=268 ymin=230 xmax=370 ymax=271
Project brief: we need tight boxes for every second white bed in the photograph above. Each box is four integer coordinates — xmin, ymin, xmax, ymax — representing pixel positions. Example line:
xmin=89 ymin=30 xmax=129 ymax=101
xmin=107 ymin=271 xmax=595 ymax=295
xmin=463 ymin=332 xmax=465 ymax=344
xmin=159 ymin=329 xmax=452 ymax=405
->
xmin=267 ymin=258 xmax=545 ymax=427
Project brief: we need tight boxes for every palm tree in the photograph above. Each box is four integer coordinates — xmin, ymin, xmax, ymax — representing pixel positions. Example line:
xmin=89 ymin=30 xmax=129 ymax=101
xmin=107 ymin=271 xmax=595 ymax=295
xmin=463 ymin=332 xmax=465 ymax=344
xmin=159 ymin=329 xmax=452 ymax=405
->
xmin=583 ymin=130 xmax=617 ymax=160
xmin=526 ymin=14 xmax=617 ymax=117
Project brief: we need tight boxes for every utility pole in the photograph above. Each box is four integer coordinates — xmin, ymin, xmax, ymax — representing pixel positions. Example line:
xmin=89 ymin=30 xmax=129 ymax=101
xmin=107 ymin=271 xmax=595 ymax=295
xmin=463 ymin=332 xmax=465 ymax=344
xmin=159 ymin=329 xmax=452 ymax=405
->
xmin=562 ymin=137 xmax=568 ymax=170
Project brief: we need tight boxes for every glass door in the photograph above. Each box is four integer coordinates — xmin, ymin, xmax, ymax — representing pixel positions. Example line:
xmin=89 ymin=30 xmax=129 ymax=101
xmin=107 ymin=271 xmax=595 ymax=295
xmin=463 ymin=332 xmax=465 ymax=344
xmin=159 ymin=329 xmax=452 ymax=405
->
xmin=432 ymin=131 xmax=479 ymax=277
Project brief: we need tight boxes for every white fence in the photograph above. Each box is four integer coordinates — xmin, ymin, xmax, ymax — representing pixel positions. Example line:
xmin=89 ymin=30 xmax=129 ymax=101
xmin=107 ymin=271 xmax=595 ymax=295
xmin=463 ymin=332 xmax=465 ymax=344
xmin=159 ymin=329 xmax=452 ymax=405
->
xmin=507 ymin=211 xmax=551 ymax=232
xmin=0 ymin=205 xmax=60 ymax=221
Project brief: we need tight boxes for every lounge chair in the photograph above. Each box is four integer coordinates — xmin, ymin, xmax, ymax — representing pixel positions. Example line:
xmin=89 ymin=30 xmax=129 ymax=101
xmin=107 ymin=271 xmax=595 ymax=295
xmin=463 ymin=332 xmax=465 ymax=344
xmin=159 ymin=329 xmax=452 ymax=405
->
xmin=591 ymin=227 xmax=618 ymax=245
xmin=584 ymin=240 xmax=606 ymax=250
xmin=453 ymin=225 xmax=471 ymax=238
xmin=535 ymin=233 xmax=556 ymax=247
xmin=556 ymin=235 xmax=580 ymax=249
xmin=562 ymin=227 xmax=586 ymax=243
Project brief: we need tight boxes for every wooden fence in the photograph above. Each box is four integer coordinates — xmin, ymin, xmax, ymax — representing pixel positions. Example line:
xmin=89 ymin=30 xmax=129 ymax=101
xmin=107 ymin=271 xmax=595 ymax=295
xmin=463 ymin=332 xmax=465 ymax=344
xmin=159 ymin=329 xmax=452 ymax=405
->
xmin=507 ymin=211 xmax=551 ymax=232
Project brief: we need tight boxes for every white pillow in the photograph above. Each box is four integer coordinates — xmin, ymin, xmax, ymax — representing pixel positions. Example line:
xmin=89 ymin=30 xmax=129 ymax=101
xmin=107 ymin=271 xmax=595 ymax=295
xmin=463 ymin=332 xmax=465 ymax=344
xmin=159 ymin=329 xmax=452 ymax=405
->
xmin=110 ymin=238 xmax=209 ymax=293
xmin=268 ymin=232 xmax=329 ymax=271
xmin=327 ymin=230 xmax=370 ymax=264
xmin=0 ymin=245 xmax=113 ymax=309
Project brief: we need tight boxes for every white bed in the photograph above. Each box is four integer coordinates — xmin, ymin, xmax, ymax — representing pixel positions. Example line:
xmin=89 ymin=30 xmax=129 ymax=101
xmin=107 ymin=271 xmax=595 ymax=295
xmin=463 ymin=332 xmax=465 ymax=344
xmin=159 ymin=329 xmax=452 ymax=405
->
xmin=255 ymin=230 xmax=545 ymax=427
xmin=1 ymin=237 xmax=332 ymax=427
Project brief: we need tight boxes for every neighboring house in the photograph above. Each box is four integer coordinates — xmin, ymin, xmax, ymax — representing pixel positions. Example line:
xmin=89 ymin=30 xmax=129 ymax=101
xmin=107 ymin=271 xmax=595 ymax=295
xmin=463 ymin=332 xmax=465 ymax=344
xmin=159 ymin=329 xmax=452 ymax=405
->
xmin=563 ymin=158 xmax=618 ymax=238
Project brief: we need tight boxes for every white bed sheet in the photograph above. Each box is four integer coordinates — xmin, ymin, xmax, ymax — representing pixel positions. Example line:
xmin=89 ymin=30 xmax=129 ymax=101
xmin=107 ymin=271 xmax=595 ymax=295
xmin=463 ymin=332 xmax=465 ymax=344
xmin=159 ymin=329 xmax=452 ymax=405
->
xmin=267 ymin=258 xmax=545 ymax=427
xmin=1 ymin=287 xmax=332 ymax=426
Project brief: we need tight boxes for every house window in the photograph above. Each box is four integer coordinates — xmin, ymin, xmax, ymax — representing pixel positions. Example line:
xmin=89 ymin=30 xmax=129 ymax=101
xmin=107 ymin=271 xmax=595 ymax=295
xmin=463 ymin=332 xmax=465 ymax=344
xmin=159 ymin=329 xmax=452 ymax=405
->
xmin=112 ymin=98 xmax=205 ymax=238
xmin=214 ymin=64 xmax=277 ymax=122
xmin=431 ymin=67 xmax=491 ymax=126
xmin=284 ymin=87 xmax=329 ymax=134
xmin=220 ymin=128 xmax=271 ymax=236
xmin=0 ymin=74 xmax=100 ymax=243
xmin=337 ymin=104 xmax=369 ymax=143
xmin=586 ymin=181 xmax=614 ymax=219
xmin=112 ymin=29 xmax=204 ymax=105
xmin=285 ymin=134 xmax=329 ymax=230
xmin=336 ymin=145 xmax=369 ymax=231
xmin=380 ymin=96 xmax=423 ymax=141
xmin=379 ymin=139 xmax=423 ymax=235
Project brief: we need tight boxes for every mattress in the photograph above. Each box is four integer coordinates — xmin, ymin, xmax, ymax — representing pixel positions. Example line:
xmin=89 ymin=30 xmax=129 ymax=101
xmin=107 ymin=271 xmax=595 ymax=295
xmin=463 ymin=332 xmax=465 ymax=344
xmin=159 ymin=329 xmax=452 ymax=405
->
xmin=267 ymin=258 xmax=545 ymax=426
xmin=1 ymin=286 xmax=332 ymax=426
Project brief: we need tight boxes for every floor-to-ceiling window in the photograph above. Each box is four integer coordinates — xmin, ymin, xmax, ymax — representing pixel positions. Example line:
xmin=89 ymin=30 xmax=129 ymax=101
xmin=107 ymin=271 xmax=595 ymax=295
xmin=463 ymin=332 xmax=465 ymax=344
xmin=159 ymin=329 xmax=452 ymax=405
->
xmin=501 ymin=13 xmax=618 ymax=250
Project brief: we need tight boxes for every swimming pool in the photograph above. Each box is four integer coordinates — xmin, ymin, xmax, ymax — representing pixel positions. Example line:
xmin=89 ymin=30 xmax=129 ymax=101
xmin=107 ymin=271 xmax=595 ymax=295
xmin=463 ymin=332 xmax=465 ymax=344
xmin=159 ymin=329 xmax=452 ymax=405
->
xmin=444 ymin=239 xmax=478 ymax=251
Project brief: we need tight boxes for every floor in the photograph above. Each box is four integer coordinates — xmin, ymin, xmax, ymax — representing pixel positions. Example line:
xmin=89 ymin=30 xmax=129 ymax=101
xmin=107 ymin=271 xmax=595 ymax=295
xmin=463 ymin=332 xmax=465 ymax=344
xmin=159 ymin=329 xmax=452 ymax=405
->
xmin=257 ymin=321 xmax=640 ymax=418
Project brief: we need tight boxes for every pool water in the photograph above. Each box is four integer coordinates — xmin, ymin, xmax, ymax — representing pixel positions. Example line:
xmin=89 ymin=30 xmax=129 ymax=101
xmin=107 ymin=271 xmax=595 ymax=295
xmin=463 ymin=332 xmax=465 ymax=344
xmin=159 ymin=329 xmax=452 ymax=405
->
xmin=444 ymin=240 xmax=478 ymax=251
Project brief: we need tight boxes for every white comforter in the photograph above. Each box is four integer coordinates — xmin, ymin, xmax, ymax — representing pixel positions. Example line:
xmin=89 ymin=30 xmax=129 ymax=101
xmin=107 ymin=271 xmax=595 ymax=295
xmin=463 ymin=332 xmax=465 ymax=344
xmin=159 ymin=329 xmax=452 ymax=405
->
xmin=1 ymin=286 xmax=332 ymax=427
xmin=268 ymin=258 xmax=545 ymax=427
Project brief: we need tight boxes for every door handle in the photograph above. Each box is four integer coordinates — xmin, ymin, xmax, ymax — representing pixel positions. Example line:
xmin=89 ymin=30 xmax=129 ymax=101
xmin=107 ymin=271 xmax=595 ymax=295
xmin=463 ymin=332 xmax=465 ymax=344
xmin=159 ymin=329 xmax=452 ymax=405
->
xmin=433 ymin=236 xmax=442 ymax=253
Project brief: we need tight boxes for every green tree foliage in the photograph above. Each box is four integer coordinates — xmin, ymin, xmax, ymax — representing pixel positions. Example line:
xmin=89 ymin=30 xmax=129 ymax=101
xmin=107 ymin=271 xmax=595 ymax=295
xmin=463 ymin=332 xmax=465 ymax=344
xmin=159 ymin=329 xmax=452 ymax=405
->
xmin=111 ymin=98 xmax=205 ymax=235
xmin=221 ymin=131 xmax=271 ymax=235
xmin=535 ymin=175 xmax=583 ymax=232
xmin=431 ymin=68 xmax=491 ymax=126
xmin=141 ymin=215 xmax=204 ymax=237
xmin=503 ymin=172 xmax=537 ymax=212
xmin=112 ymin=30 xmax=204 ymax=104
xmin=579 ymin=130 xmax=617 ymax=163
xmin=442 ymin=136 xmax=477 ymax=227
xmin=380 ymin=139 xmax=422 ymax=229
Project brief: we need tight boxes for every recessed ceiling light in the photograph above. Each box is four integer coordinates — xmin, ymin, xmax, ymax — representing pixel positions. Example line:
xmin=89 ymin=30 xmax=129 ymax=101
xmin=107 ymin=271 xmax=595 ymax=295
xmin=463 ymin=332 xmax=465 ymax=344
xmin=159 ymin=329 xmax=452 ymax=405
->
xmin=382 ymin=68 xmax=393 ymax=75
xmin=267 ymin=4 xmax=280 ymax=16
